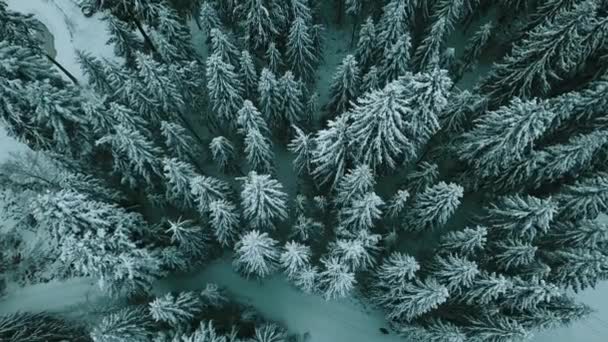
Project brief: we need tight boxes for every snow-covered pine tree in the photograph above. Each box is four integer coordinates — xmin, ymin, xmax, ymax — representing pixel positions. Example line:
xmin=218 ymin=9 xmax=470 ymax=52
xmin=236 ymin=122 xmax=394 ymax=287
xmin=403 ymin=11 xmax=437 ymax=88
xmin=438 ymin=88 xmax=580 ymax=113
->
xmin=265 ymin=42 xmax=283 ymax=74
xmin=481 ymin=194 xmax=557 ymax=241
xmin=401 ymin=319 xmax=466 ymax=342
xmin=459 ymin=271 xmax=513 ymax=305
xmin=493 ymin=239 xmax=538 ymax=270
xmin=338 ymin=191 xmax=384 ymax=233
xmin=90 ymin=306 xmax=152 ymax=342
xmin=439 ymin=90 xmax=488 ymax=135
xmin=209 ymin=28 xmax=240 ymax=66
xmin=280 ymin=240 xmax=311 ymax=280
xmin=237 ymin=100 xmax=270 ymax=135
xmin=542 ymin=220 xmax=608 ymax=251
xmin=465 ymin=315 xmax=530 ymax=341
xmin=165 ymin=218 xmax=207 ymax=261
xmin=361 ymin=65 xmax=380 ymax=92
xmin=294 ymin=265 xmax=319 ymax=294
xmin=502 ymin=277 xmax=562 ymax=311
xmin=479 ymin=1 xmax=601 ymax=105
xmin=286 ymin=16 xmax=316 ymax=82
xmin=327 ymin=54 xmax=361 ymax=115
xmin=430 ymin=254 xmax=480 ymax=293
xmin=405 ymin=182 xmax=464 ymax=232
xmin=311 ymin=114 xmax=350 ymax=188
xmin=456 ymin=97 xmax=554 ymax=178
xmin=347 ymin=81 xmax=413 ymax=171
xmin=377 ymin=0 xmax=413 ymax=54
xmin=190 ymin=175 xmax=231 ymax=214
xmin=96 ymin=124 xmax=162 ymax=187
xmin=318 ymin=256 xmax=356 ymax=300
xmin=239 ymin=172 xmax=288 ymax=230
xmin=290 ymin=214 xmax=324 ymax=241
xmin=0 ymin=312 xmax=88 ymax=342
xmin=356 ymin=17 xmax=376 ymax=70
xmin=279 ymin=71 xmax=305 ymax=127
xmin=329 ymin=235 xmax=378 ymax=271
xmin=233 ymin=230 xmax=279 ymax=278
xmin=439 ymin=225 xmax=488 ymax=257
xmin=198 ymin=2 xmax=221 ymax=36
xmin=235 ymin=0 xmax=279 ymax=50
xmin=258 ymin=68 xmax=282 ymax=127
xmin=383 ymin=277 xmax=450 ymax=322
xmin=288 ymin=125 xmax=315 ymax=176
xmin=403 ymin=161 xmax=440 ymax=195
xmin=253 ymin=323 xmax=288 ymax=342
xmin=385 ymin=189 xmax=410 ymax=219
xmin=209 ymin=136 xmax=237 ymax=172
xmin=163 ymin=158 xmax=197 ymax=209
xmin=206 ymin=53 xmax=244 ymax=129
xmin=244 ymin=128 xmax=275 ymax=173
xmin=208 ymin=199 xmax=240 ymax=247
xmin=545 ymin=248 xmax=608 ymax=292
xmin=149 ymin=291 xmax=202 ymax=327
xmin=380 ymin=36 xmax=411 ymax=84
xmin=334 ymin=164 xmax=375 ymax=207
xmin=239 ymin=51 xmax=258 ymax=99
xmin=456 ymin=22 xmax=493 ymax=80
xmin=160 ymin=121 xmax=196 ymax=162
xmin=103 ymin=14 xmax=142 ymax=65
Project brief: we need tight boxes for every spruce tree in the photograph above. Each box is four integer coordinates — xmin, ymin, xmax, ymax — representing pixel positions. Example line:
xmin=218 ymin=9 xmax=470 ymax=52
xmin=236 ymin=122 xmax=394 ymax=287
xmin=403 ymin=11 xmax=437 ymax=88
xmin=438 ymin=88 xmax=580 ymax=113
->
xmin=190 ymin=175 xmax=231 ymax=213
xmin=258 ymin=68 xmax=282 ymax=127
xmin=286 ymin=16 xmax=316 ymax=82
xmin=209 ymin=136 xmax=237 ymax=172
xmin=91 ymin=307 xmax=152 ymax=342
xmin=356 ymin=17 xmax=376 ymax=70
xmin=239 ymin=50 xmax=258 ymax=99
xmin=233 ymin=230 xmax=280 ymax=278
xmin=327 ymin=54 xmax=361 ymax=115
xmin=439 ymin=226 xmax=488 ymax=257
xmin=280 ymin=241 xmax=312 ymax=280
xmin=288 ymin=125 xmax=315 ymax=176
xmin=236 ymin=0 xmax=279 ymax=50
xmin=430 ymin=254 xmax=480 ymax=293
xmin=163 ymin=158 xmax=197 ymax=209
xmin=239 ymin=172 xmax=288 ymax=230
xmin=244 ymin=128 xmax=275 ymax=173
xmin=205 ymin=53 xmax=244 ymax=129
xmin=209 ymin=199 xmax=241 ymax=247
xmin=209 ymin=28 xmax=240 ymax=66
xmin=361 ymin=65 xmax=380 ymax=92
xmin=338 ymin=192 xmax=384 ymax=233
xmin=380 ymin=36 xmax=411 ymax=83
xmin=311 ymin=114 xmax=350 ymax=188
xmin=318 ymin=257 xmax=356 ymax=300
xmin=279 ymin=71 xmax=305 ymax=127
xmin=149 ymin=291 xmax=202 ymax=327
xmin=265 ymin=42 xmax=283 ymax=74
xmin=405 ymin=182 xmax=464 ymax=232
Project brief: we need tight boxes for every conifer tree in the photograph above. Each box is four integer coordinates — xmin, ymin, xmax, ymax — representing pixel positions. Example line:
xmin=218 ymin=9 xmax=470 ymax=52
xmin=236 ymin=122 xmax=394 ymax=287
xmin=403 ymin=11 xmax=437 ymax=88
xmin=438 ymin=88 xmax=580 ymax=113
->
xmin=328 ymin=54 xmax=361 ymax=115
xmin=103 ymin=14 xmax=142 ymax=65
xmin=165 ymin=218 xmax=207 ymax=260
xmin=236 ymin=0 xmax=279 ymax=50
xmin=479 ymin=2 xmax=601 ymax=105
xmin=280 ymin=241 xmax=311 ymax=279
xmin=206 ymin=53 xmax=244 ymax=129
xmin=294 ymin=265 xmax=319 ymax=294
xmin=198 ymin=2 xmax=221 ymax=35
xmin=190 ymin=175 xmax=231 ymax=213
xmin=383 ymin=278 xmax=450 ymax=322
xmin=403 ymin=161 xmax=440 ymax=195
xmin=288 ymin=125 xmax=315 ymax=176
xmin=466 ymin=315 xmax=530 ymax=341
xmin=460 ymin=271 xmax=513 ymax=305
xmin=385 ymin=189 xmax=410 ymax=219
xmin=279 ymin=71 xmax=305 ymax=126
xmin=375 ymin=252 xmax=420 ymax=289
xmin=457 ymin=98 xmax=554 ymax=178
xmin=0 ymin=312 xmax=88 ymax=342
xmin=439 ymin=226 xmax=488 ymax=257
xmin=265 ymin=42 xmax=283 ymax=74
xmin=149 ymin=291 xmax=202 ymax=327
xmin=258 ymin=68 xmax=282 ymax=126
xmin=377 ymin=0 xmax=413 ymax=53
xmin=493 ymin=239 xmax=538 ymax=270
xmin=290 ymin=215 xmax=324 ymax=242
xmin=91 ymin=307 xmax=152 ymax=342
xmin=237 ymin=100 xmax=270 ymax=135
xmin=430 ymin=254 xmax=480 ymax=293
xmin=482 ymin=195 xmax=557 ymax=241
xmin=339 ymin=192 xmax=384 ymax=233
xmin=163 ymin=158 xmax=197 ymax=209
xmin=209 ymin=136 xmax=236 ymax=172
xmin=546 ymin=248 xmax=608 ymax=292
xmin=208 ymin=199 xmax=240 ymax=247
xmin=253 ymin=323 xmax=288 ymax=342
xmin=457 ymin=22 xmax=493 ymax=79
xmin=239 ymin=51 xmax=258 ymax=99
xmin=502 ymin=277 xmax=562 ymax=311
xmin=318 ymin=257 xmax=356 ymax=300
xmin=380 ymin=36 xmax=411 ymax=83
xmin=286 ymin=17 xmax=316 ymax=82
xmin=330 ymin=235 xmax=379 ymax=271
xmin=239 ymin=172 xmax=288 ymax=230
xmin=233 ymin=230 xmax=279 ymax=278
xmin=335 ymin=164 xmax=375 ymax=207
xmin=402 ymin=319 xmax=466 ymax=342
xmin=361 ymin=65 xmax=380 ymax=92
xmin=439 ymin=90 xmax=488 ymax=135
xmin=356 ymin=17 xmax=376 ymax=70
xmin=210 ymin=28 xmax=240 ymax=66
xmin=543 ymin=220 xmax=608 ymax=250
xmin=311 ymin=114 xmax=350 ymax=188
xmin=347 ymin=82 xmax=413 ymax=170
xmin=405 ymin=182 xmax=463 ymax=232
xmin=160 ymin=121 xmax=196 ymax=162
xmin=244 ymin=128 xmax=275 ymax=173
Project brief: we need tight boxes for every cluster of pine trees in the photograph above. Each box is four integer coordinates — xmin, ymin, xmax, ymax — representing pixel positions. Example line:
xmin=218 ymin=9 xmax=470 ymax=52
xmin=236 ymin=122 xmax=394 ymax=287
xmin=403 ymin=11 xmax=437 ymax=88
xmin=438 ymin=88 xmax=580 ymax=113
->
xmin=2 ymin=0 xmax=608 ymax=340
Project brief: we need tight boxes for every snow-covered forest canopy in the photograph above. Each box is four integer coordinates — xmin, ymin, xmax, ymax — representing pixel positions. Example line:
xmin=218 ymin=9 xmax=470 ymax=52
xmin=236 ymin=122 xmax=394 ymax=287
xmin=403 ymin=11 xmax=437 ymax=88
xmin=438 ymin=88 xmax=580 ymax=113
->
xmin=2 ymin=0 xmax=608 ymax=341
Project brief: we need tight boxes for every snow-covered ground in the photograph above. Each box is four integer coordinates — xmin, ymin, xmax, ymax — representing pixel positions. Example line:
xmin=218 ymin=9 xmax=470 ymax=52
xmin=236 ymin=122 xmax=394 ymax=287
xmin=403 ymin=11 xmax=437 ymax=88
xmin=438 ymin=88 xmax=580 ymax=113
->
xmin=2 ymin=2 xmax=608 ymax=341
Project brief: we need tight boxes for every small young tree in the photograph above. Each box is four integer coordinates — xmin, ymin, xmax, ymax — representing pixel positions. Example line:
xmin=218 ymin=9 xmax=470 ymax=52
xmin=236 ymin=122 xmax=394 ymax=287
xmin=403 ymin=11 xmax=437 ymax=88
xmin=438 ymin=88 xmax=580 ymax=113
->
xmin=361 ymin=65 xmax=380 ymax=92
xmin=209 ymin=199 xmax=241 ymax=247
xmin=239 ymin=50 xmax=258 ymax=99
xmin=280 ymin=241 xmax=311 ymax=279
xmin=239 ymin=172 xmax=288 ymax=230
xmin=258 ymin=68 xmax=282 ymax=126
xmin=244 ymin=128 xmax=275 ymax=173
xmin=233 ymin=230 xmax=279 ymax=278
xmin=149 ymin=291 xmax=202 ymax=327
xmin=356 ymin=17 xmax=377 ymax=70
xmin=377 ymin=0 xmax=413 ymax=53
xmin=385 ymin=189 xmax=410 ymax=219
xmin=290 ymin=214 xmax=324 ymax=242
xmin=279 ymin=71 xmax=305 ymax=126
xmin=380 ymin=36 xmax=411 ymax=83
xmin=288 ymin=125 xmax=315 ymax=176
xmin=209 ymin=136 xmax=236 ymax=172
xmin=334 ymin=164 xmax=375 ymax=207
xmin=265 ymin=42 xmax=283 ymax=74
xmin=318 ymin=256 xmax=357 ymax=300
xmin=405 ymin=182 xmax=464 ymax=232
xmin=327 ymin=54 xmax=361 ymax=115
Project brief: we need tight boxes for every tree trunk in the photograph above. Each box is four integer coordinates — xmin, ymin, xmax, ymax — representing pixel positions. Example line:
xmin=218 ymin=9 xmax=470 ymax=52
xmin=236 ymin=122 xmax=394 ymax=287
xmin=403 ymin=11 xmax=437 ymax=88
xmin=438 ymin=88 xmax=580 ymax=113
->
xmin=44 ymin=53 xmax=79 ymax=85
xmin=132 ymin=17 xmax=158 ymax=55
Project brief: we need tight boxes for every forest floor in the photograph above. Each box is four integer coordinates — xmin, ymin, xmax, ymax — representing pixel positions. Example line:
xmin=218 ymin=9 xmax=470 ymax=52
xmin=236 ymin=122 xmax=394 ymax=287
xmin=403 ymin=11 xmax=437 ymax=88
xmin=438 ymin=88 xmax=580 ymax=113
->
xmin=2 ymin=1 xmax=608 ymax=341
